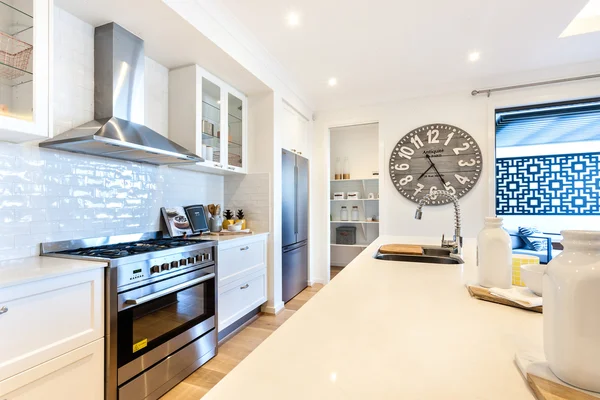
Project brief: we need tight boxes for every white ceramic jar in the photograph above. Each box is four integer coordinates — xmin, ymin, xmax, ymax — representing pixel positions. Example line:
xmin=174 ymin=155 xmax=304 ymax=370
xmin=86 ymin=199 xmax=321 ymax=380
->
xmin=477 ymin=217 xmax=512 ymax=288
xmin=544 ymin=230 xmax=600 ymax=392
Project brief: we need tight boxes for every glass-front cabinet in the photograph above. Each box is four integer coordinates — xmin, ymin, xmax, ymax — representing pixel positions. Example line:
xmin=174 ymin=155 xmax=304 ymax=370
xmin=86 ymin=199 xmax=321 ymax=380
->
xmin=0 ymin=0 xmax=50 ymax=142
xmin=169 ymin=64 xmax=247 ymax=175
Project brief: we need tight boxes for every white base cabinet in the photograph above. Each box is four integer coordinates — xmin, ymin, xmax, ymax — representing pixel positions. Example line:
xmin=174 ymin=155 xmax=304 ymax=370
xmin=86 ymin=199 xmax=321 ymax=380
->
xmin=217 ymin=234 xmax=268 ymax=332
xmin=0 ymin=267 xmax=105 ymax=399
xmin=0 ymin=338 xmax=104 ymax=400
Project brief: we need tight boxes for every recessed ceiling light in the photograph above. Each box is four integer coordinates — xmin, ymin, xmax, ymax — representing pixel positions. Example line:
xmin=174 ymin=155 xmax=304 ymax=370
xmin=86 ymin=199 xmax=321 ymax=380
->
xmin=287 ymin=12 xmax=300 ymax=27
xmin=468 ymin=51 xmax=481 ymax=62
xmin=328 ymin=77 xmax=337 ymax=87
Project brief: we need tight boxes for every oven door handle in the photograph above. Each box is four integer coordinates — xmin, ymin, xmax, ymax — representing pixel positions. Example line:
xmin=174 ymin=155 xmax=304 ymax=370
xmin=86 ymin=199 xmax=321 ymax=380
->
xmin=124 ymin=273 xmax=215 ymax=306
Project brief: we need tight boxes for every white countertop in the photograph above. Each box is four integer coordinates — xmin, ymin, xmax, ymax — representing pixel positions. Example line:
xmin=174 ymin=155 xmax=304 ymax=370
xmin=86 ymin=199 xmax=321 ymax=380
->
xmin=203 ymin=235 xmax=542 ymax=399
xmin=0 ymin=256 xmax=108 ymax=289
xmin=190 ymin=231 xmax=269 ymax=243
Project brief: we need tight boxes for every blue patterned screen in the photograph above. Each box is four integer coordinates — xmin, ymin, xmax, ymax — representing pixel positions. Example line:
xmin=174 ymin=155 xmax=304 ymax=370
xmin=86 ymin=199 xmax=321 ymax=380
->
xmin=496 ymin=152 xmax=600 ymax=215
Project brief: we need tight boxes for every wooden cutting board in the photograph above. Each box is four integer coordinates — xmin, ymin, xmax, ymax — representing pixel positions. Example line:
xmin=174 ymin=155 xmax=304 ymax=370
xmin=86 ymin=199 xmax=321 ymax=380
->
xmin=379 ymin=244 xmax=423 ymax=255
xmin=467 ymin=285 xmax=543 ymax=313
xmin=516 ymin=352 xmax=600 ymax=400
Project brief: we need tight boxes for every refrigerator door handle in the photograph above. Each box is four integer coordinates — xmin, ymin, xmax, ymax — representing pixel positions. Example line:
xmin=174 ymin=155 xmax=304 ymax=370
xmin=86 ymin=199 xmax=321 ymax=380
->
xmin=294 ymin=163 xmax=298 ymax=235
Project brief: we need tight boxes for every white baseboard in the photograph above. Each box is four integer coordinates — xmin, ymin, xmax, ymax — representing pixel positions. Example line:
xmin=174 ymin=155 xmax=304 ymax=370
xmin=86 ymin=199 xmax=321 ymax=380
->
xmin=309 ymin=278 xmax=327 ymax=285
xmin=262 ymin=301 xmax=285 ymax=315
xmin=330 ymin=262 xmax=348 ymax=267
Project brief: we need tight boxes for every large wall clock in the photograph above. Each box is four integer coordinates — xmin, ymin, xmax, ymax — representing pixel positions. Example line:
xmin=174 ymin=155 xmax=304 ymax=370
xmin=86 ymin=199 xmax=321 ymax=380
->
xmin=389 ymin=123 xmax=482 ymax=205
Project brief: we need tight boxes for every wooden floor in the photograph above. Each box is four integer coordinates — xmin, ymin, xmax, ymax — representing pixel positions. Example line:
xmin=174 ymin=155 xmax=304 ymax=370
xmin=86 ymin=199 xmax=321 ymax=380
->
xmin=161 ymin=283 xmax=324 ymax=399
xmin=330 ymin=265 xmax=344 ymax=279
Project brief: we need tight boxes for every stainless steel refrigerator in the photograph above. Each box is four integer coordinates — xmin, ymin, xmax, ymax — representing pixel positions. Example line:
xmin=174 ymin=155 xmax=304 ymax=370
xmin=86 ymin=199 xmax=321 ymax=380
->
xmin=282 ymin=150 xmax=309 ymax=303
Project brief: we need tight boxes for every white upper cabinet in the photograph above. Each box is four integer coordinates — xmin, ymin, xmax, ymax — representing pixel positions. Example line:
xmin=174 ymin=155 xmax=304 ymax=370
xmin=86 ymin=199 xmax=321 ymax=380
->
xmin=282 ymin=101 xmax=309 ymax=158
xmin=169 ymin=64 xmax=248 ymax=175
xmin=0 ymin=0 xmax=51 ymax=143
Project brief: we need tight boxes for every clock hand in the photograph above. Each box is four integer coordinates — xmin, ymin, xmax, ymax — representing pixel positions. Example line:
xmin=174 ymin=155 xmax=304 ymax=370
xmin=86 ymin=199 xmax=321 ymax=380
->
xmin=426 ymin=155 xmax=446 ymax=186
xmin=417 ymin=164 xmax=434 ymax=180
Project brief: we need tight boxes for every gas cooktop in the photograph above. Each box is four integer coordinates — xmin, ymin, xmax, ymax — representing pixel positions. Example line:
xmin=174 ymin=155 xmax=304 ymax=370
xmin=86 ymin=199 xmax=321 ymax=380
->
xmin=57 ymin=238 xmax=201 ymax=259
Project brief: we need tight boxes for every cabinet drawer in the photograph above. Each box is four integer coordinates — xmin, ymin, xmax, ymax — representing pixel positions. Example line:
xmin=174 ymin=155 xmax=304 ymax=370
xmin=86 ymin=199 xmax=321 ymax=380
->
xmin=218 ymin=269 xmax=266 ymax=331
xmin=218 ymin=239 xmax=265 ymax=287
xmin=0 ymin=338 xmax=104 ymax=399
xmin=0 ymin=268 xmax=104 ymax=381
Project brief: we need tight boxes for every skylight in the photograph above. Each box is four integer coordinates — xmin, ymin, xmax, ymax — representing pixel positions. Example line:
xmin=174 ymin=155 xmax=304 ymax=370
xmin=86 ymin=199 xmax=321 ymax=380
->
xmin=560 ymin=0 xmax=600 ymax=37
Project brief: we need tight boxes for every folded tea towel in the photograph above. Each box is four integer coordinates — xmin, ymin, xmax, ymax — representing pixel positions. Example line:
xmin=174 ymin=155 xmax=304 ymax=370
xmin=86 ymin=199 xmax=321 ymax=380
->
xmin=489 ymin=287 xmax=543 ymax=308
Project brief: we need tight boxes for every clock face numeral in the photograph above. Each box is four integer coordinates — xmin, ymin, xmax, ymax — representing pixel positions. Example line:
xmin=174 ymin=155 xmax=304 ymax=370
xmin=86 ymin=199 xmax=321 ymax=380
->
xmin=429 ymin=186 xmax=438 ymax=199
xmin=458 ymin=158 xmax=476 ymax=167
xmin=453 ymin=142 xmax=470 ymax=155
xmin=398 ymin=175 xmax=413 ymax=186
xmin=444 ymin=132 xmax=454 ymax=146
xmin=410 ymin=135 xmax=424 ymax=149
xmin=444 ymin=181 xmax=456 ymax=195
xmin=389 ymin=124 xmax=482 ymax=205
xmin=455 ymin=174 xmax=471 ymax=185
xmin=427 ymin=129 xmax=440 ymax=144
xmin=414 ymin=183 xmax=425 ymax=195
xmin=398 ymin=146 xmax=415 ymax=159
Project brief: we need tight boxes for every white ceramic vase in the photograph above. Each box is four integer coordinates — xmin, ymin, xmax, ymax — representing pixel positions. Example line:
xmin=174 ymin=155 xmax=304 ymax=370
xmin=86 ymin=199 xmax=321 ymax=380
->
xmin=477 ymin=217 xmax=512 ymax=288
xmin=544 ymin=230 xmax=600 ymax=392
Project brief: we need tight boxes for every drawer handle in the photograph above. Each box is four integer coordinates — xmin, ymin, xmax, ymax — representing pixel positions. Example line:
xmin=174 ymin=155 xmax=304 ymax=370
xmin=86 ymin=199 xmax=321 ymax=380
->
xmin=240 ymin=246 xmax=249 ymax=251
xmin=227 ymin=166 xmax=235 ymax=170
xmin=240 ymin=284 xmax=249 ymax=290
xmin=0 ymin=306 xmax=7 ymax=315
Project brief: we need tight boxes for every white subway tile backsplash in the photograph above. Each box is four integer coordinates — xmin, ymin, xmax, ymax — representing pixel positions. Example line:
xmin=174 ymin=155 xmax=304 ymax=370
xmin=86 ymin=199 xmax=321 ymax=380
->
xmin=224 ymin=173 xmax=270 ymax=233
xmin=0 ymin=143 xmax=223 ymax=260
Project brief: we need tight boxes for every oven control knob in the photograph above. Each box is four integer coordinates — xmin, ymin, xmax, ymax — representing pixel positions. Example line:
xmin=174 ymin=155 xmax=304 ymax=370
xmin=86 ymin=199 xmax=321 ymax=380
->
xmin=187 ymin=257 xmax=195 ymax=264
xmin=150 ymin=265 xmax=160 ymax=274
xmin=161 ymin=263 xmax=170 ymax=271
xmin=196 ymin=255 xmax=203 ymax=263
xmin=205 ymin=253 xmax=211 ymax=261
xmin=171 ymin=261 xmax=179 ymax=268
xmin=180 ymin=258 xmax=187 ymax=266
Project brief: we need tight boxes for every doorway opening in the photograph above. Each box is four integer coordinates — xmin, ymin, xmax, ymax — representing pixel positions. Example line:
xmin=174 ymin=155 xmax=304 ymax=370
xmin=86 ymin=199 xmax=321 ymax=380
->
xmin=328 ymin=123 xmax=380 ymax=280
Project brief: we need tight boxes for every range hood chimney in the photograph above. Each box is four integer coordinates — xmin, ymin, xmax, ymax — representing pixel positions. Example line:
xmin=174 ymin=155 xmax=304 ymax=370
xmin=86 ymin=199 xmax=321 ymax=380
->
xmin=40 ymin=23 xmax=203 ymax=165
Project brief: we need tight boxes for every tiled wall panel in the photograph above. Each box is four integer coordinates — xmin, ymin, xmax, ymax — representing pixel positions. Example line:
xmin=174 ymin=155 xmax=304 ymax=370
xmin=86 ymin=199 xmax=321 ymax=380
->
xmin=224 ymin=173 xmax=270 ymax=233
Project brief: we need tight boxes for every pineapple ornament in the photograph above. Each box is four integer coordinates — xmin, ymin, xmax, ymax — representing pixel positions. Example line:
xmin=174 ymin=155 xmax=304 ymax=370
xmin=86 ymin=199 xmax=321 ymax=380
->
xmin=235 ymin=209 xmax=247 ymax=230
xmin=222 ymin=209 xmax=235 ymax=230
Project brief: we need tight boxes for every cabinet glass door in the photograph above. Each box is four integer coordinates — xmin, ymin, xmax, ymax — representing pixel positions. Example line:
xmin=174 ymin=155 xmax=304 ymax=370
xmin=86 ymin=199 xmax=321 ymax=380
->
xmin=201 ymin=78 xmax=222 ymax=165
xmin=0 ymin=0 xmax=34 ymax=122
xmin=227 ymin=93 xmax=243 ymax=169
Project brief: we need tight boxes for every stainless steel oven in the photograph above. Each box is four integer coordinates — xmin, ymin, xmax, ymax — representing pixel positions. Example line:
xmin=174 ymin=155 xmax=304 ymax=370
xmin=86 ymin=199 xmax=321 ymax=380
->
xmin=117 ymin=264 xmax=216 ymax=399
xmin=41 ymin=233 xmax=218 ymax=400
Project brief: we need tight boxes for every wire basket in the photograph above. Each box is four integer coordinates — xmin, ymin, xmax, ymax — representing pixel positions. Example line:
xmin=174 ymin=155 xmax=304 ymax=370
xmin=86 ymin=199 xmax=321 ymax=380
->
xmin=0 ymin=32 xmax=33 ymax=80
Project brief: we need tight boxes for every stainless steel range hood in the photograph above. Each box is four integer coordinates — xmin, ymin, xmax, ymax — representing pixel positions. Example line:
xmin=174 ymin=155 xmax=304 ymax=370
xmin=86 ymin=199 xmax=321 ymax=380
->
xmin=41 ymin=23 xmax=202 ymax=165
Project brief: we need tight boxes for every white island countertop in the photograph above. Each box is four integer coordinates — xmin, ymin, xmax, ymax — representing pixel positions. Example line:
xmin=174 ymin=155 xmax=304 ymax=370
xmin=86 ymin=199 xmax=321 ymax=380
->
xmin=203 ymin=235 xmax=542 ymax=399
xmin=0 ymin=256 xmax=108 ymax=289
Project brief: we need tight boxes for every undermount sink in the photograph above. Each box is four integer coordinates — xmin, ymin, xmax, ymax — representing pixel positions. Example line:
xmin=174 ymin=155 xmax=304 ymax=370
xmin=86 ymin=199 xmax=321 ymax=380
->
xmin=374 ymin=246 xmax=464 ymax=264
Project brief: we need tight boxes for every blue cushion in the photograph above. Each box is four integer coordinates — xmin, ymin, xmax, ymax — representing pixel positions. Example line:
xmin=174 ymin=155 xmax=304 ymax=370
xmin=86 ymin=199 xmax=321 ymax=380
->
xmin=518 ymin=227 xmax=548 ymax=251
xmin=505 ymin=227 xmax=525 ymax=249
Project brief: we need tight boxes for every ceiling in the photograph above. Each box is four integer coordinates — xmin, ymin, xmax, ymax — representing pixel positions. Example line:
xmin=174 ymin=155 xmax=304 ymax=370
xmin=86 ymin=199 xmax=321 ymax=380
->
xmin=217 ymin=0 xmax=600 ymax=110
xmin=56 ymin=0 xmax=270 ymax=96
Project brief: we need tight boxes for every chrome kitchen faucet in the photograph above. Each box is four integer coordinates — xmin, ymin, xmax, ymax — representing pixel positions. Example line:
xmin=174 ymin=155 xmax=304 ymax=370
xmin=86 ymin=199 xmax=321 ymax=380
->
xmin=414 ymin=190 xmax=463 ymax=256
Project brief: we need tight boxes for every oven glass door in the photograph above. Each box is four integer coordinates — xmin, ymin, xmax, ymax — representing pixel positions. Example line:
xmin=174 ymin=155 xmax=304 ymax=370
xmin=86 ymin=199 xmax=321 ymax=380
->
xmin=117 ymin=269 xmax=215 ymax=367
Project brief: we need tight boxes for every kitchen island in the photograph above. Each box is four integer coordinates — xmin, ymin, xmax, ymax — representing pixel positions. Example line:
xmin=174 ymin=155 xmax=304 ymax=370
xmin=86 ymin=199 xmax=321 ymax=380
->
xmin=202 ymin=235 xmax=542 ymax=399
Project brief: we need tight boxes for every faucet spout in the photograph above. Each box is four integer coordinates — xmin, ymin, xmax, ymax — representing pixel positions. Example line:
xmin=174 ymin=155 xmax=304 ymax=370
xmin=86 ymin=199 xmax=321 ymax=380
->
xmin=414 ymin=190 xmax=462 ymax=256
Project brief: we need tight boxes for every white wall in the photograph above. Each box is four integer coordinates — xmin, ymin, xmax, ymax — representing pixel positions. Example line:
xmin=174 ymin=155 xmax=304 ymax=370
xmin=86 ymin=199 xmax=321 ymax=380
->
xmin=312 ymin=73 xmax=600 ymax=283
xmin=330 ymin=124 xmax=379 ymax=180
xmin=0 ymin=8 xmax=224 ymax=261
